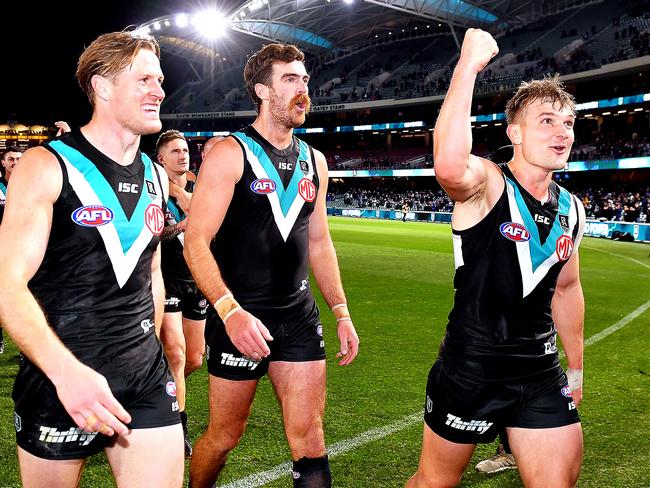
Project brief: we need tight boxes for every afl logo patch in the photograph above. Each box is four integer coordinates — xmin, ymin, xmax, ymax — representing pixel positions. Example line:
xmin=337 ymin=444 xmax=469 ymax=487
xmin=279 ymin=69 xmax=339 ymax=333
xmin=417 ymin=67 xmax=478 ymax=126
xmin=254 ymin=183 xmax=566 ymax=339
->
xmin=71 ymin=205 xmax=114 ymax=227
xmin=165 ymin=381 xmax=177 ymax=397
xmin=499 ymin=222 xmax=530 ymax=242
xmin=561 ymin=385 xmax=572 ymax=398
xmin=145 ymin=204 xmax=165 ymax=235
xmin=298 ymin=178 xmax=316 ymax=202
xmin=556 ymin=235 xmax=574 ymax=261
xmin=250 ymin=178 xmax=276 ymax=194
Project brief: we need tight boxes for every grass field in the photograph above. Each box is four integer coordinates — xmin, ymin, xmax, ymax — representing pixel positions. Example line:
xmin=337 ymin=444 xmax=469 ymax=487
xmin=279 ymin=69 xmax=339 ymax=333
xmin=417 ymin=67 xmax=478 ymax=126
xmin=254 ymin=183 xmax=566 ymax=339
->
xmin=1 ymin=216 xmax=649 ymax=487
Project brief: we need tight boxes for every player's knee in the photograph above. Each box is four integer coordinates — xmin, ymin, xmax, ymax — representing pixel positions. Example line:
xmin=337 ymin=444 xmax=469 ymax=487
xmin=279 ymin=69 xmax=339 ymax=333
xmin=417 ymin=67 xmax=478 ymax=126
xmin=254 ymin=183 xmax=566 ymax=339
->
xmin=292 ymin=455 xmax=331 ymax=488
xmin=207 ymin=421 xmax=247 ymax=453
xmin=411 ymin=467 xmax=462 ymax=488
xmin=185 ymin=353 xmax=203 ymax=375
xmin=165 ymin=344 xmax=186 ymax=369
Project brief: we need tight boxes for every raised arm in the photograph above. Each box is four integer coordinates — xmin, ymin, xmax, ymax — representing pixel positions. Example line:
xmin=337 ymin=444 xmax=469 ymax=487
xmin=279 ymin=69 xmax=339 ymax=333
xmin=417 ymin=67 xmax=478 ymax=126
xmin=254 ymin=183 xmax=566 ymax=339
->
xmin=308 ymin=150 xmax=359 ymax=365
xmin=434 ymin=28 xmax=499 ymax=203
xmin=0 ymin=147 xmax=130 ymax=436
xmin=184 ymin=138 xmax=273 ymax=360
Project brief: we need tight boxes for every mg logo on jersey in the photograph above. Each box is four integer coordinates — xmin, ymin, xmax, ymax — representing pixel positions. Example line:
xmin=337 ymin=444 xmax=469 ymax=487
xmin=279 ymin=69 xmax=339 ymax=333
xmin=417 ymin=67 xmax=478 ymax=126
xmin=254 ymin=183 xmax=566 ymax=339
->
xmin=298 ymin=178 xmax=316 ymax=202
xmin=145 ymin=204 xmax=164 ymax=235
xmin=71 ymin=205 xmax=114 ymax=227
xmin=556 ymin=235 xmax=574 ymax=261
xmin=250 ymin=178 xmax=276 ymax=194
xmin=499 ymin=222 xmax=531 ymax=242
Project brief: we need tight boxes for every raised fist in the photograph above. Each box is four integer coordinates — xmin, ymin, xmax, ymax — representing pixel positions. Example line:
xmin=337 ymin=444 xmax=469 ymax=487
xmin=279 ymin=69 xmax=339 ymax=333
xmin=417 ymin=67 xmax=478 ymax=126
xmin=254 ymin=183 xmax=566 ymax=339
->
xmin=459 ymin=28 xmax=499 ymax=74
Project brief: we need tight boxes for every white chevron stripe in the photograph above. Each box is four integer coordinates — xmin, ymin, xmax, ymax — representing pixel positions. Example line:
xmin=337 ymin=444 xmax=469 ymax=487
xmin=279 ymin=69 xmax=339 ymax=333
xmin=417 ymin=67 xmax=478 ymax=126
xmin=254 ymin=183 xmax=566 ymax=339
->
xmin=62 ymin=155 xmax=163 ymax=288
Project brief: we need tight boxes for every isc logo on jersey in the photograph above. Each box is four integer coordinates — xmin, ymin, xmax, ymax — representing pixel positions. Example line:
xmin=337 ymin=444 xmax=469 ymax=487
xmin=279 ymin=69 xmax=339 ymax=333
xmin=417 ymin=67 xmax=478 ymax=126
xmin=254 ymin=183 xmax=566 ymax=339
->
xmin=499 ymin=222 xmax=531 ymax=242
xmin=250 ymin=178 xmax=276 ymax=194
xmin=71 ymin=205 xmax=114 ymax=227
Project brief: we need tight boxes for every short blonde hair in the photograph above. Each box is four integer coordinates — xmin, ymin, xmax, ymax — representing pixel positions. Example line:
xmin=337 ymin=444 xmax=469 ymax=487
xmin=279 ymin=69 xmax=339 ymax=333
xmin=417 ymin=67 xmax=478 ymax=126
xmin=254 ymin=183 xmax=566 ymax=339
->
xmin=505 ymin=75 xmax=575 ymax=124
xmin=76 ymin=31 xmax=160 ymax=108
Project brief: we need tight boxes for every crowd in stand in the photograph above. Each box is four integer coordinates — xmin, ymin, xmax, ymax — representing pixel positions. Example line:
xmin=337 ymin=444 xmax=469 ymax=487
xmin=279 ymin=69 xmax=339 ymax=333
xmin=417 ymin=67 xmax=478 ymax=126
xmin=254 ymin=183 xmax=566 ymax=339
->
xmin=328 ymin=183 xmax=650 ymax=224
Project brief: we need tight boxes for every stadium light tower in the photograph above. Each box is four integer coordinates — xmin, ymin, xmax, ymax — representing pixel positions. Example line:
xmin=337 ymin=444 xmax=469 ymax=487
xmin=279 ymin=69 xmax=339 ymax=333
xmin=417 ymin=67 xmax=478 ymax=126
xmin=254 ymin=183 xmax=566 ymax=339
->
xmin=193 ymin=10 xmax=230 ymax=38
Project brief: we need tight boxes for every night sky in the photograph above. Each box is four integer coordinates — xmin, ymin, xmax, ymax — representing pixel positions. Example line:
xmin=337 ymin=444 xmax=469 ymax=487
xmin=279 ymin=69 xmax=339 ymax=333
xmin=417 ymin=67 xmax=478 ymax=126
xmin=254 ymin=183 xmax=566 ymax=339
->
xmin=3 ymin=0 xmax=236 ymax=127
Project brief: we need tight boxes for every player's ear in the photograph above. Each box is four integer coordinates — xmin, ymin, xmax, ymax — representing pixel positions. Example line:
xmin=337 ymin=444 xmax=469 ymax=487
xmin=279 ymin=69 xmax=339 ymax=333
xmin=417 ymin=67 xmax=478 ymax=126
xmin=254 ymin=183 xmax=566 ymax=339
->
xmin=506 ymin=124 xmax=521 ymax=145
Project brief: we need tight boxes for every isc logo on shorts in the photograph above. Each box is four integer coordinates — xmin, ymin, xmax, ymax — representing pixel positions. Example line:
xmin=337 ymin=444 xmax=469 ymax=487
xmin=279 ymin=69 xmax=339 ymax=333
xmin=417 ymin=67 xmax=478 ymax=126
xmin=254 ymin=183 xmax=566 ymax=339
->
xmin=250 ymin=178 xmax=276 ymax=194
xmin=499 ymin=222 xmax=531 ymax=242
xmin=71 ymin=205 xmax=114 ymax=227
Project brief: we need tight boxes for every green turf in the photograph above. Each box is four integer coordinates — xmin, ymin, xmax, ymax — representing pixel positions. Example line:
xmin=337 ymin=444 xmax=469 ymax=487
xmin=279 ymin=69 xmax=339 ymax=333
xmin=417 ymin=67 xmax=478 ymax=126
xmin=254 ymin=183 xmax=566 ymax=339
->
xmin=1 ymin=217 xmax=649 ymax=487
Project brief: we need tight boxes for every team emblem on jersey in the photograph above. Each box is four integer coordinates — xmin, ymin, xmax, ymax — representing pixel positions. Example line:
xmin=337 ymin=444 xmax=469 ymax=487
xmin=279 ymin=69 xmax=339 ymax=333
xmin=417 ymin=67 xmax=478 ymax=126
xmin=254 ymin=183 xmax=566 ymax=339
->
xmin=145 ymin=179 xmax=157 ymax=198
xmin=165 ymin=381 xmax=177 ymax=397
xmin=298 ymin=178 xmax=316 ymax=202
xmin=559 ymin=214 xmax=569 ymax=230
xmin=555 ymin=235 xmax=574 ymax=261
xmin=299 ymin=159 xmax=309 ymax=174
xmin=561 ymin=385 xmax=573 ymax=398
xmin=71 ymin=205 xmax=114 ymax=227
xmin=499 ymin=222 xmax=530 ymax=242
xmin=145 ymin=203 xmax=165 ymax=235
xmin=250 ymin=178 xmax=277 ymax=194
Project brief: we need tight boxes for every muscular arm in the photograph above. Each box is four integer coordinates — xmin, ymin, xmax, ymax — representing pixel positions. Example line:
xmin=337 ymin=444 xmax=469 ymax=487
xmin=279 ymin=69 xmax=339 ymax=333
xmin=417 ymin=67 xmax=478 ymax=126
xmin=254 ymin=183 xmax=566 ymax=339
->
xmin=309 ymin=150 xmax=359 ymax=365
xmin=434 ymin=29 xmax=499 ymax=204
xmin=184 ymin=138 xmax=273 ymax=358
xmin=168 ymin=179 xmax=192 ymax=214
xmin=0 ymin=147 xmax=130 ymax=435
xmin=552 ymin=202 xmax=586 ymax=405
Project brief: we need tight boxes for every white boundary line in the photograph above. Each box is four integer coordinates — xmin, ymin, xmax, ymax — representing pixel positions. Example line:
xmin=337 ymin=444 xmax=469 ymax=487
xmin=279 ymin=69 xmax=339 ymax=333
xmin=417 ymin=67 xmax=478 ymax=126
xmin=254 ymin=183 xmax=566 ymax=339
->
xmin=221 ymin=252 xmax=650 ymax=487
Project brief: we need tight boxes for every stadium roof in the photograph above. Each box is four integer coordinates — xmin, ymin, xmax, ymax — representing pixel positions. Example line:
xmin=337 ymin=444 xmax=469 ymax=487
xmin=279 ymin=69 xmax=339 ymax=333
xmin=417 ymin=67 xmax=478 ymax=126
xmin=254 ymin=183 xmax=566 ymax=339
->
xmin=137 ymin=0 xmax=604 ymax=70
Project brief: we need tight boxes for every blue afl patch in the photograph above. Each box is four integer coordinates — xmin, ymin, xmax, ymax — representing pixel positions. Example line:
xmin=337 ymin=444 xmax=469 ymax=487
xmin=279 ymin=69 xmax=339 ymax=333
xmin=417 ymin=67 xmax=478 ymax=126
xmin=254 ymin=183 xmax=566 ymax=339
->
xmin=499 ymin=222 xmax=531 ymax=242
xmin=71 ymin=205 xmax=114 ymax=227
xmin=250 ymin=178 xmax=276 ymax=194
xmin=561 ymin=385 xmax=572 ymax=398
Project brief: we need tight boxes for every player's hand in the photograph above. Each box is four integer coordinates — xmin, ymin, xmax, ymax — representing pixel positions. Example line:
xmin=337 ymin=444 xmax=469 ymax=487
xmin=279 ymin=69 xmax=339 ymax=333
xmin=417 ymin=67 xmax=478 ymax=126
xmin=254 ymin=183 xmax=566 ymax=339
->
xmin=176 ymin=218 xmax=188 ymax=232
xmin=335 ymin=318 xmax=359 ymax=366
xmin=459 ymin=28 xmax=499 ymax=74
xmin=55 ymin=121 xmax=71 ymax=137
xmin=169 ymin=183 xmax=192 ymax=214
xmin=53 ymin=362 xmax=131 ymax=437
xmin=572 ymin=386 xmax=583 ymax=407
xmin=224 ymin=309 xmax=273 ymax=361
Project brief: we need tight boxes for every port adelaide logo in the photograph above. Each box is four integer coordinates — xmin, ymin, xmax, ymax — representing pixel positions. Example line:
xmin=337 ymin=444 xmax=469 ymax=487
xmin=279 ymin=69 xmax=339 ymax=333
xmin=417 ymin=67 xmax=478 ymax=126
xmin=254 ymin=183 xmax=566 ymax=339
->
xmin=499 ymin=222 xmax=531 ymax=242
xmin=71 ymin=205 xmax=114 ymax=227
xmin=250 ymin=178 xmax=276 ymax=194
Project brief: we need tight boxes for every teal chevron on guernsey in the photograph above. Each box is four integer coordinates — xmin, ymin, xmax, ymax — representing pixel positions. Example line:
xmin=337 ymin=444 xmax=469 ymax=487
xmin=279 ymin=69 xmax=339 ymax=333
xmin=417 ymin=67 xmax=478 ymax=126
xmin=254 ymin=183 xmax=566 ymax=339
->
xmin=232 ymin=131 xmax=315 ymax=242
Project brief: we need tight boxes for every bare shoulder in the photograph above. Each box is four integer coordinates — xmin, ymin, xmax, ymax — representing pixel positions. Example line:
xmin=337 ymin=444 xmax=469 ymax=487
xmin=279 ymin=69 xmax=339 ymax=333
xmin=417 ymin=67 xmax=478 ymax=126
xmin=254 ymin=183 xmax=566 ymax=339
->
xmin=312 ymin=148 xmax=328 ymax=174
xmin=9 ymin=146 xmax=62 ymax=201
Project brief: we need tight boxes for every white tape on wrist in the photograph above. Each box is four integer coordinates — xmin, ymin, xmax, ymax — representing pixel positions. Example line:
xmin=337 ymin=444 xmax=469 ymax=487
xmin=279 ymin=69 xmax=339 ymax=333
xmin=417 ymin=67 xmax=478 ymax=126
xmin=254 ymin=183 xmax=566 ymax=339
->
xmin=567 ymin=368 xmax=583 ymax=392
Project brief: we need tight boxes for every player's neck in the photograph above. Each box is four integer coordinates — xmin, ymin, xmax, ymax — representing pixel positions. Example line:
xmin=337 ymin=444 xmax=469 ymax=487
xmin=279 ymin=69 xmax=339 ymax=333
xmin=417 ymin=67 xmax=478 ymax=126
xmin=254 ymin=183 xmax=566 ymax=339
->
xmin=81 ymin=116 xmax=141 ymax=167
xmin=507 ymin=159 xmax=552 ymax=202
xmin=252 ymin=115 xmax=293 ymax=151
xmin=168 ymin=171 xmax=187 ymax=188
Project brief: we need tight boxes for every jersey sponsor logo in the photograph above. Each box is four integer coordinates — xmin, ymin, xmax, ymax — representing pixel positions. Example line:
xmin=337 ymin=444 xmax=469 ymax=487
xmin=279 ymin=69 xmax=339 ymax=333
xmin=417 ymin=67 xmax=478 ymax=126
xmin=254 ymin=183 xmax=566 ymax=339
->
xmin=220 ymin=352 xmax=260 ymax=370
xmin=499 ymin=222 xmax=531 ymax=242
xmin=445 ymin=414 xmax=493 ymax=434
xmin=556 ymin=235 xmax=574 ymax=261
xmin=71 ymin=205 xmax=114 ymax=227
xmin=533 ymin=213 xmax=551 ymax=225
xmin=298 ymin=178 xmax=317 ymax=202
xmin=38 ymin=426 xmax=98 ymax=446
xmin=165 ymin=381 xmax=177 ymax=397
xmin=117 ymin=182 xmax=139 ymax=194
xmin=561 ymin=385 xmax=573 ymax=398
xmin=278 ymin=161 xmax=293 ymax=170
xmin=13 ymin=412 xmax=21 ymax=432
xmin=250 ymin=178 xmax=277 ymax=194
xmin=165 ymin=297 xmax=180 ymax=307
xmin=145 ymin=203 xmax=165 ymax=235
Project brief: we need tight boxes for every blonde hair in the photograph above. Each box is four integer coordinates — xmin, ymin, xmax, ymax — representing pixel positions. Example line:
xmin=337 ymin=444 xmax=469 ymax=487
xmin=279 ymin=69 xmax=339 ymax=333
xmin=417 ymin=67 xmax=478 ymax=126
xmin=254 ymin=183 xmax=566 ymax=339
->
xmin=505 ymin=75 xmax=575 ymax=124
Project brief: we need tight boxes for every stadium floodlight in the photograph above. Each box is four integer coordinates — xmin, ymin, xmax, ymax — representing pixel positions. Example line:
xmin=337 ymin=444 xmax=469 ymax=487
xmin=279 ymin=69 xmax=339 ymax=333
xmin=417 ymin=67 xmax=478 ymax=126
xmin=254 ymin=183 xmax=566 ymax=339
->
xmin=194 ymin=10 xmax=230 ymax=39
xmin=153 ymin=21 xmax=161 ymax=31
xmin=343 ymin=0 xmax=354 ymax=4
xmin=175 ymin=13 xmax=189 ymax=28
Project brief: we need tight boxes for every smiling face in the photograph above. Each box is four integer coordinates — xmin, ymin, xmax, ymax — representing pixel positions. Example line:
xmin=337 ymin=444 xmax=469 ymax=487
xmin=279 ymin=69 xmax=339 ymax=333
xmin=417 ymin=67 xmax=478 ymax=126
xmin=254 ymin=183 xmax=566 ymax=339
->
xmin=508 ymin=99 xmax=575 ymax=171
xmin=264 ymin=60 xmax=311 ymax=129
xmin=105 ymin=48 xmax=165 ymax=135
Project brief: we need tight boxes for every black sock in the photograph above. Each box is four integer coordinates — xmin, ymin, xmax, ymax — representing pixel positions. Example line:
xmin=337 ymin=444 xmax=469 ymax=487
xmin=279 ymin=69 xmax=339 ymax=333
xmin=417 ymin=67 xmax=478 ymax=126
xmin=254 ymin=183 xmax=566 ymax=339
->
xmin=500 ymin=432 xmax=512 ymax=454
xmin=292 ymin=455 xmax=331 ymax=488
xmin=0 ymin=327 xmax=3 ymax=342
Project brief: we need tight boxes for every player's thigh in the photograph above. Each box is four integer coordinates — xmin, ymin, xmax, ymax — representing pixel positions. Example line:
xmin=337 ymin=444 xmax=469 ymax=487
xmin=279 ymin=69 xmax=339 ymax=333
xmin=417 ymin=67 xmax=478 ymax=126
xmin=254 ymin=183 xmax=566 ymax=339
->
xmin=105 ymin=424 xmax=184 ymax=488
xmin=268 ymin=360 xmax=326 ymax=435
xmin=507 ymin=423 xmax=582 ymax=488
xmin=206 ymin=375 xmax=259 ymax=435
xmin=18 ymin=447 xmax=85 ymax=488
